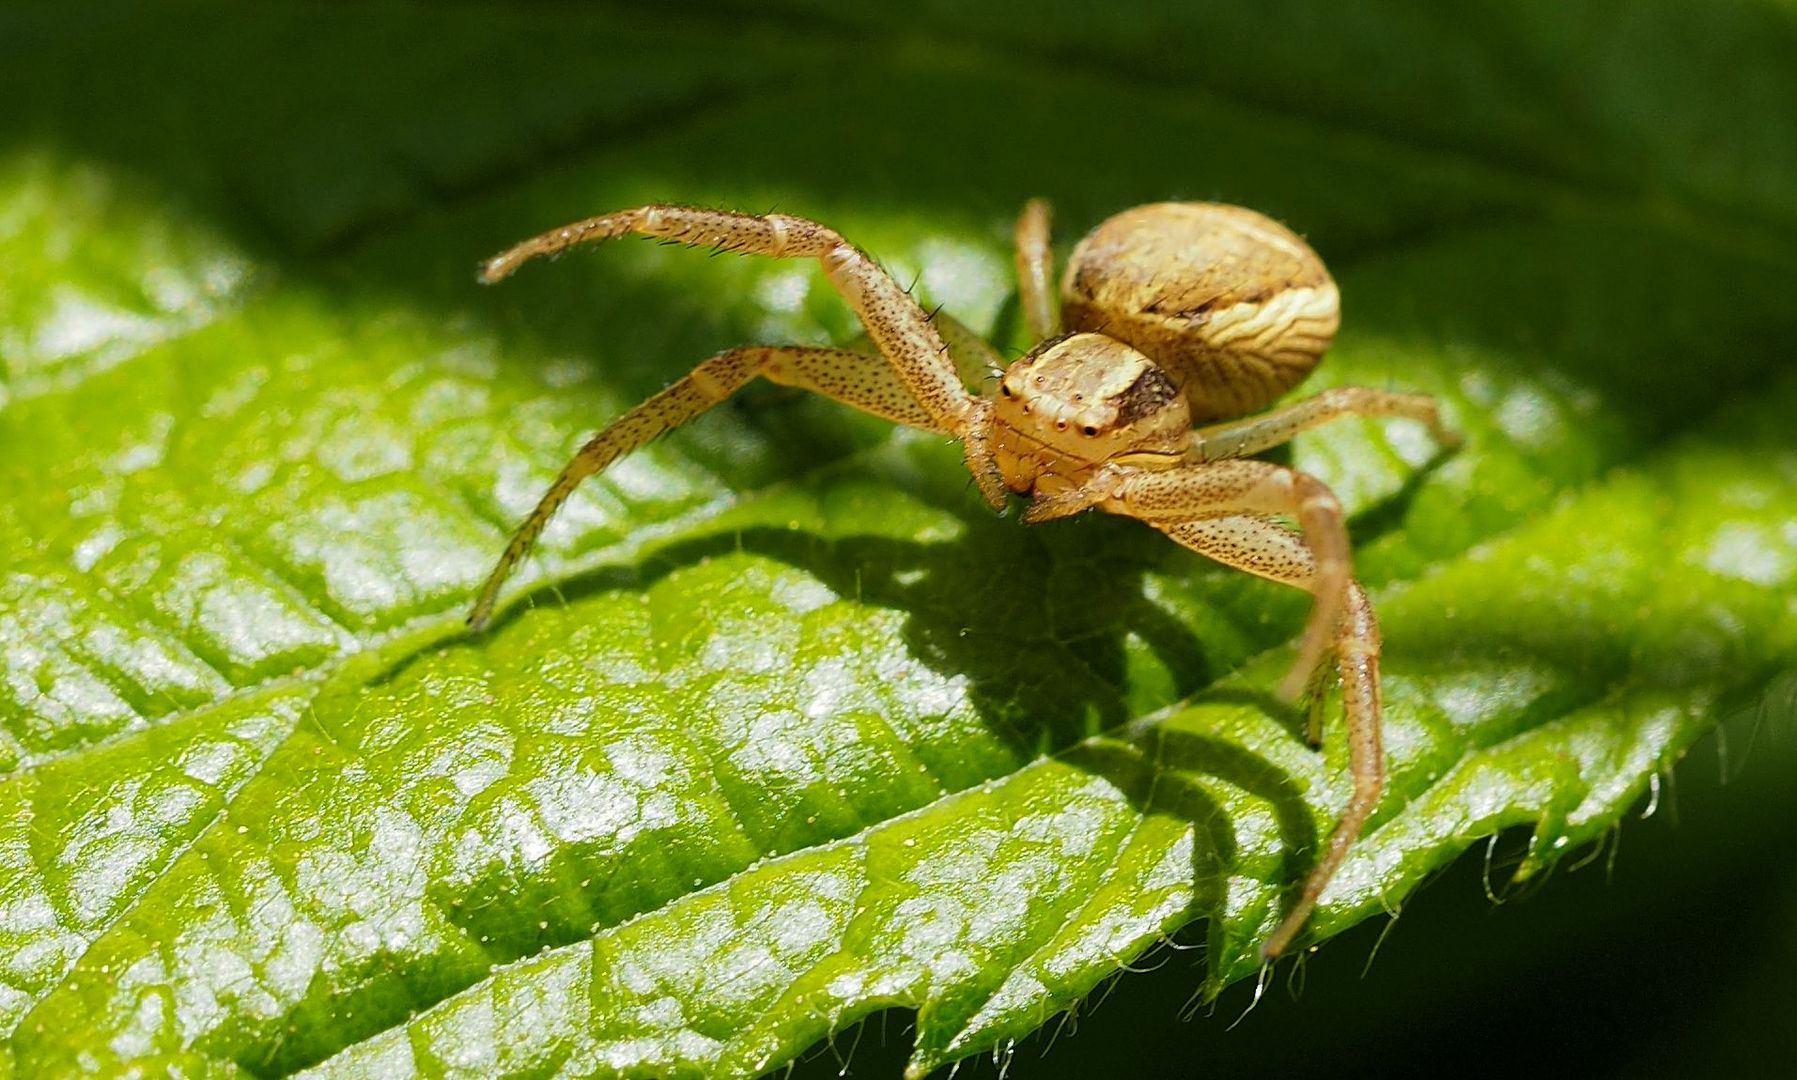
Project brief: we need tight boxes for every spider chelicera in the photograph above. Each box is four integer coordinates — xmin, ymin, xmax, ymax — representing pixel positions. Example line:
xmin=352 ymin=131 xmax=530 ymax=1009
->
xmin=465 ymin=198 xmax=1457 ymax=958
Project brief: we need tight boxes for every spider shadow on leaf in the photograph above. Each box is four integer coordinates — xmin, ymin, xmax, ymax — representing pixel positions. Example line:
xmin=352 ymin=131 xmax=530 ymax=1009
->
xmin=494 ymin=474 xmax=1322 ymax=977
xmin=472 ymin=364 xmax=1458 ymax=981
xmin=530 ymin=512 xmax=1176 ymax=754
xmin=1056 ymin=721 xmax=1318 ymax=971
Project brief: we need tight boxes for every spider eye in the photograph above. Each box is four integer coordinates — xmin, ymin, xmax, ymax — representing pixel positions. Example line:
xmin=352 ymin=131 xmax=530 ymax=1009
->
xmin=1000 ymin=383 xmax=1013 ymax=398
xmin=1082 ymin=425 xmax=1098 ymax=437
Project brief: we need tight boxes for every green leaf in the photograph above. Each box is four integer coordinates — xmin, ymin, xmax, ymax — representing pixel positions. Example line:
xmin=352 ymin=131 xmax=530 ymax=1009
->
xmin=3 ymin=2 xmax=1795 ymax=1077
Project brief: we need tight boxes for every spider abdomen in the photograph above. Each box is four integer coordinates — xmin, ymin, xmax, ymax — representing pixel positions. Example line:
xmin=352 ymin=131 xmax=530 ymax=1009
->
xmin=1060 ymin=202 xmax=1339 ymax=422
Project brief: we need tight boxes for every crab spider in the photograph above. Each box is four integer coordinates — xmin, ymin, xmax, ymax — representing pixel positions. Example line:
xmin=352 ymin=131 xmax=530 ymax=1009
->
xmin=466 ymin=198 xmax=1457 ymax=958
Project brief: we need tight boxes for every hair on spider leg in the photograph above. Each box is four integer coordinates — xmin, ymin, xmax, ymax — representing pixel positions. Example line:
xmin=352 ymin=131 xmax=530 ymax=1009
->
xmin=960 ymin=471 xmax=1013 ymax=515
xmin=902 ymin=272 xmax=924 ymax=299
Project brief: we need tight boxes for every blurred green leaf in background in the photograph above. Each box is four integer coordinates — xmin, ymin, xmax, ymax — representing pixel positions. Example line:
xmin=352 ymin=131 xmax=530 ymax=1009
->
xmin=2 ymin=2 xmax=1795 ymax=1077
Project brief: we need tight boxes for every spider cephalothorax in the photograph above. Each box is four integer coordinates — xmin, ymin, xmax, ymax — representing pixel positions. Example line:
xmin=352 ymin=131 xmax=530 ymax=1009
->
xmin=465 ymin=198 xmax=1456 ymax=959
xmin=992 ymin=333 xmax=1190 ymax=495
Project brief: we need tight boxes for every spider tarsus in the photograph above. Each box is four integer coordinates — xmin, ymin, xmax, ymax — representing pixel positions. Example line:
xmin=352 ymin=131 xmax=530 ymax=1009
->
xmin=477 ymin=258 xmax=510 ymax=285
xmin=1260 ymin=905 xmax=1317 ymax=961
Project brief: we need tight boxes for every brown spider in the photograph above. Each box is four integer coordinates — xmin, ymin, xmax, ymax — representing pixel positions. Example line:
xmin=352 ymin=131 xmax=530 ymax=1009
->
xmin=465 ymin=198 xmax=1457 ymax=959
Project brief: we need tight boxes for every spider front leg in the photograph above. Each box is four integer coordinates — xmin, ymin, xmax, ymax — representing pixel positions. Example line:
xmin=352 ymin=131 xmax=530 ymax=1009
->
xmin=1014 ymin=198 xmax=1059 ymax=342
xmin=467 ymin=345 xmax=943 ymax=630
xmin=479 ymin=204 xmax=1007 ymax=507
xmin=1024 ymin=458 xmax=1352 ymax=704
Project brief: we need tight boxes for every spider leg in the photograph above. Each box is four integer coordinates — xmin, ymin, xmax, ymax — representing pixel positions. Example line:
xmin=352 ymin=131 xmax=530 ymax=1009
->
xmin=846 ymin=310 xmax=1004 ymax=393
xmin=932 ymin=311 xmax=1007 ymax=391
xmin=480 ymin=204 xmax=1005 ymax=507
xmin=1192 ymin=386 xmax=1457 ymax=461
xmin=1156 ymin=514 xmax=1383 ymax=960
xmin=1013 ymin=198 xmax=1060 ymax=342
xmin=467 ymin=345 xmax=944 ymax=630
xmin=1024 ymin=458 xmax=1349 ymax=706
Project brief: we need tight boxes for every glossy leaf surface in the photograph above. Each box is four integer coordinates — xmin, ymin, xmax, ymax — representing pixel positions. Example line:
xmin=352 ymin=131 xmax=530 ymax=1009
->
xmin=2 ymin=3 xmax=1794 ymax=1076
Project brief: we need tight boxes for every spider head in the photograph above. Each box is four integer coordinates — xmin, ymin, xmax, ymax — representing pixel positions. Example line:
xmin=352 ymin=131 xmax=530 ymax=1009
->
xmin=991 ymin=332 xmax=1190 ymax=494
